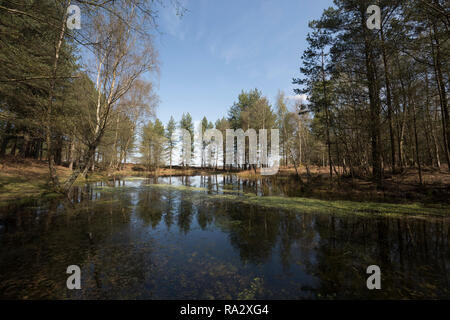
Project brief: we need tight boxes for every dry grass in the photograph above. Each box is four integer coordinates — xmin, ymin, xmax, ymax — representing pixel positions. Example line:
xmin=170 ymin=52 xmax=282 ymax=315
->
xmin=1 ymin=158 xmax=449 ymax=205
xmin=0 ymin=157 xmax=72 ymax=204
xmin=110 ymin=164 xmax=224 ymax=177
xmin=236 ymin=165 xmax=450 ymax=204
xmin=237 ymin=165 xmax=450 ymax=184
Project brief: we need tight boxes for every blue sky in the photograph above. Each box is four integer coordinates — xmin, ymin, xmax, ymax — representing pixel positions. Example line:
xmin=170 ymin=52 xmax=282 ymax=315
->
xmin=153 ymin=0 xmax=334 ymax=125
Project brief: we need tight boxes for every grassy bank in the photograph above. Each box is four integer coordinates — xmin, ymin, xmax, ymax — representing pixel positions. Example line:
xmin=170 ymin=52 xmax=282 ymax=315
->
xmin=0 ymin=158 xmax=109 ymax=206
xmin=236 ymin=166 xmax=450 ymax=204
xmin=92 ymin=182 xmax=450 ymax=219
xmin=0 ymin=159 xmax=220 ymax=205
xmin=1 ymin=158 xmax=449 ymax=208
xmin=0 ymin=159 xmax=68 ymax=205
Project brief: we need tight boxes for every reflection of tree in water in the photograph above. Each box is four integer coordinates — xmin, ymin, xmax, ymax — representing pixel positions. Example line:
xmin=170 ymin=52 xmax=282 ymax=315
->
xmin=3 ymin=176 xmax=448 ymax=299
xmin=177 ymin=193 xmax=194 ymax=234
xmin=196 ymin=175 xmax=214 ymax=230
xmin=278 ymin=212 xmax=316 ymax=273
xmin=135 ymin=176 xmax=180 ymax=230
xmin=221 ymin=204 xmax=280 ymax=264
xmin=197 ymin=205 xmax=212 ymax=230
xmin=310 ymin=215 xmax=449 ymax=299
xmin=66 ymin=184 xmax=159 ymax=299
xmin=0 ymin=184 xmax=139 ymax=299
xmin=136 ymin=185 xmax=163 ymax=228
xmin=199 ymin=175 xmax=214 ymax=192
xmin=125 ymin=177 xmax=450 ymax=298
xmin=176 ymin=176 xmax=194 ymax=234
xmin=77 ymin=230 xmax=156 ymax=299
xmin=163 ymin=187 xmax=176 ymax=229
xmin=151 ymin=180 xmax=449 ymax=299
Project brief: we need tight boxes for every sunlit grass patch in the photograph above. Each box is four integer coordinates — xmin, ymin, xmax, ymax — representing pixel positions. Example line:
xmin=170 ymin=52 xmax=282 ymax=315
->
xmin=93 ymin=199 xmax=121 ymax=205
xmin=123 ymin=177 xmax=148 ymax=181
xmin=92 ymin=185 xmax=141 ymax=193
xmin=136 ymin=181 xmax=449 ymax=218
xmin=144 ymin=184 xmax=208 ymax=192
xmin=238 ymin=195 xmax=449 ymax=218
xmin=92 ymin=186 xmax=116 ymax=191
xmin=0 ymin=175 xmax=51 ymax=206
xmin=220 ymin=189 xmax=243 ymax=194
xmin=197 ymin=192 xmax=449 ymax=218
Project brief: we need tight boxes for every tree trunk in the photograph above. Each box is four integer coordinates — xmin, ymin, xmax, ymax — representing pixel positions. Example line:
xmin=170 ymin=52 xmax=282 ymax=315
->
xmin=46 ymin=0 xmax=71 ymax=187
xmin=380 ymin=28 xmax=396 ymax=173
xmin=430 ymin=25 xmax=450 ymax=171
xmin=364 ymin=35 xmax=382 ymax=185
xmin=321 ymin=51 xmax=333 ymax=181
xmin=68 ymin=138 xmax=75 ymax=170
xmin=0 ymin=122 xmax=11 ymax=157
xmin=410 ymin=92 xmax=423 ymax=184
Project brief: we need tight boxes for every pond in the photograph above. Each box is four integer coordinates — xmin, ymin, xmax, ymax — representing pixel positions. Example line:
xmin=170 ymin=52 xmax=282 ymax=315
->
xmin=0 ymin=175 xmax=449 ymax=299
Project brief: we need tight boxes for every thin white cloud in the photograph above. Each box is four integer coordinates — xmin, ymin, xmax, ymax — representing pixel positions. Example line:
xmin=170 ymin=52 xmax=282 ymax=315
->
xmin=287 ymin=94 xmax=308 ymax=102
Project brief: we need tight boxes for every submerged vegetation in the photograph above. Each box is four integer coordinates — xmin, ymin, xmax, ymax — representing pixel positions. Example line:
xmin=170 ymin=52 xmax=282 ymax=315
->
xmin=1 ymin=0 xmax=449 ymax=200
xmin=2 ymin=158 xmax=449 ymax=209
xmin=0 ymin=0 xmax=449 ymax=301
xmin=0 ymin=176 xmax=448 ymax=299
xmin=88 ymin=178 xmax=450 ymax=219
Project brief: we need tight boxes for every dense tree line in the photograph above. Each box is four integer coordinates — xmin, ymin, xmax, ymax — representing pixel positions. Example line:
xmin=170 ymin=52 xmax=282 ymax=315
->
xmin=0 ymin=0 xmax=161 ymax=193
xmin=139 ymin=88 xmax=315 ymax=172
xmin=142 ymin=1 xmax=449 ymax=184
xmin=1 ymin=0 xmax=447 ymax=190
xmin=0 ymin=0 xmax=320 ymax=177
xmin=293 ymin=0 xmax=449 ymax=185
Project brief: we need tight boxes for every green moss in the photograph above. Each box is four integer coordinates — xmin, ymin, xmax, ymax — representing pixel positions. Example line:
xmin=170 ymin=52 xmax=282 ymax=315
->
xmin=93 ymin=199 xmax=121 ymax=205
xmin=122 ymin=177 xmax=148 ymax=181
xmin=73 ymin=173 xmax=109 ymax=184
xmin=215 ymin=218 xmax=242 ymax=230
xmin=136 ymin=182 xmax=449 ymax=218
xmin=92 ymin=185 xmax=141 ymax=193
xmin=221 ymin=189 xmax=243 ymax=194
xmin=0 ymin=190 xmax=65 ymax=208
xmin=92 ymin=186 xmax=116 ymax=191
xmin=2 ymin=171 xmax=448 ymax=219
xmin=237 ymin=278 xmax=264 ymax=300
xmin=206 ymin=193 xmax=449 ymax=218
xmin=0 ymin=175 xmax=54 ymax=206
xmin=42 ymin=192 xmax=64 ymax=200
xmin=144 ymin=184 xmax=208 ymax=192
xmin=93 ymin=183 xmax=209 ymax=194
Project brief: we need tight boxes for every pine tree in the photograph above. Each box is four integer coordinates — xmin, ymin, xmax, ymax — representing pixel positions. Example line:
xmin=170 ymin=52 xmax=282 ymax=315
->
xmin=165 ymin=116 xmax=177 ymax=169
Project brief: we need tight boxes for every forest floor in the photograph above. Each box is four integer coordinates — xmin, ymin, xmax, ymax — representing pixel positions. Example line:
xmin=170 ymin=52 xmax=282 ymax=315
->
xmin=0 ymin=158 xmax=221 ymax=205
xmin=236 ymin=166 xmax=450 ymax=204
xmin=0 ymin=157 xmax=449 ymax=206
xmin=0 ymin=157 xmax=71 ymax=205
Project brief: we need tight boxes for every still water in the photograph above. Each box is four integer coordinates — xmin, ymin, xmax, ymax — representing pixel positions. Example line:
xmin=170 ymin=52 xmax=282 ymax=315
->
xmin=0 ymin=175 xmax=448 ymax=299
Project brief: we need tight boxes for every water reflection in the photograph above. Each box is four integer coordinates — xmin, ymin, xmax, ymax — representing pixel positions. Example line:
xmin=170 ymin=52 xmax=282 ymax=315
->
xmin=0 ymin=175 xmax=448 ymax=299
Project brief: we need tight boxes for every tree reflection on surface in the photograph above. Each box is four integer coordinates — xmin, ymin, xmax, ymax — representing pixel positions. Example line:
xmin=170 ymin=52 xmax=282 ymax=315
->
xmin=0 ymin=176 xmax=448 ymax=299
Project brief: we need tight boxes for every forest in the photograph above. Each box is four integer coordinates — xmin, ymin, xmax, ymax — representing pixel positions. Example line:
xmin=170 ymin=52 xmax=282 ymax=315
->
xmin=0 ymin=0 xmax=449 ymax=302
xmin=1 ymin=0 xmax=449 ymax=198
